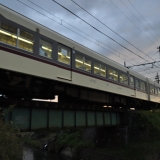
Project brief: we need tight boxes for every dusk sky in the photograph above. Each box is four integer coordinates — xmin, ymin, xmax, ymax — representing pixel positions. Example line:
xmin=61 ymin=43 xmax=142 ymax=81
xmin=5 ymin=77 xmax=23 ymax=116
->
xmin=1 ymin=0 xmax=160 ymax=81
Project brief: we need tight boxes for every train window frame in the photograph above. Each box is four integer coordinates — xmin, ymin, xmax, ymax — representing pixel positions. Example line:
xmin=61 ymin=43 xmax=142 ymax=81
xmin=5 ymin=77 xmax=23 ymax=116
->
xmin=18 ymin=28 xmax=35 ymax=53
xmin=75 ymin=53 xmax=92 ymax=73
xmin=108 ymin=67 xmax=118 ymax=82
xmin=0 ymin=21 xmax=18 ymax=47
xmin=135 ymin=79 xmax=140 ymax=89
xmin=0 ymin=20 xmax=36 ymax=54
xmin=119 ymin=72 xmax=128 ymax=85
xmin=150 ymin=84 xmax=155 ymax=94
xmin=155 ymin=87 xmax=158 ymax=95
xmin=39 ymin=38 xmax=53 ymax=59
xmin=58 ymin=44 xmax=71 ymax=65
xmin=140 ymin=81 xmax=146 ymax=91
xmin=158 ymin=88 xmax=160 ymax=95
xmin=93 ymin=61 xmax=106 ymax=77
xmin=129 ymin=75 xmax=135 ymax=88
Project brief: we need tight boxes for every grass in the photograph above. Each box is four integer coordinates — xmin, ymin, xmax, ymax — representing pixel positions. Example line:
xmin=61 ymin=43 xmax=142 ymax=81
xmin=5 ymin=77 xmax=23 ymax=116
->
xmin=53 ymin=129 xmax=94 ymax=156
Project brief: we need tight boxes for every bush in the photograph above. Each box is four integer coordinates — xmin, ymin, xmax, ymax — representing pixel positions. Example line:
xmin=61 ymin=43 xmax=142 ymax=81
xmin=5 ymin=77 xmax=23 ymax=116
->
xmin=0 ymin=121 xmax=23 ymax=160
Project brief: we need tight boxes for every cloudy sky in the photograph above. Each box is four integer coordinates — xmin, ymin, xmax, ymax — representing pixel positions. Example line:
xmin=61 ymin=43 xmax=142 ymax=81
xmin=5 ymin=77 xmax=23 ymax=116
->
xmin=1 ymin=0 xmax=160 ymax=81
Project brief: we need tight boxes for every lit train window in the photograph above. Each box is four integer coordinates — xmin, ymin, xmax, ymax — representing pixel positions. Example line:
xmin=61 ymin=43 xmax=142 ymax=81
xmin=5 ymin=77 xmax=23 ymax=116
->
xmin=101 ymin=64 xmax=106 ymax=77
xmin=84 ymin=57 xmax=91 ymax=72
xmin=150 ymin=85 xmax=154 ymax=94
xmin=75 ymin=54 xmax=83 ymax=69
xmin=130 ymin=76 xmax=134 ymax=87
xmin=136 ymin=79 xmax=139 ymax=89
xmin=119 ymin=73 xmax=128 ymax=85
xmin=58 ymin=46 xmax=70 ymax=65
xmin=94 ymin=62 xmax=106 ymax=77
xmin=0 ymin=22 xmax=17 ymax=46
xmin=18 ymin=29 xmax=34 ymax=52
xmin=75 ymin=54 xmax=91 ymax=72
xmin=39 ymin=39 xmax=52 ymax=58
xmin=140 ymin=81 xmax=146 ymax=91
xmin=108 ymin=68 xmax=118 ymax=81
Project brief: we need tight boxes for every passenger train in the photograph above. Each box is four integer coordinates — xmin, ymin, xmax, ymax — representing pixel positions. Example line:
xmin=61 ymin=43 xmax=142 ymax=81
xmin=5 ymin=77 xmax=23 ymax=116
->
xmin=0 ymin=4 xmax=160 ymax=106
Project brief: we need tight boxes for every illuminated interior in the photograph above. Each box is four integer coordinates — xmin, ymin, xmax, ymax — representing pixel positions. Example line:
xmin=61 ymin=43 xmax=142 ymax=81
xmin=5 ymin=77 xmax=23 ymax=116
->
xmin=75 ymin=54 xmax=91 ymax=72
xmin=0 ymin=22 xmax=35 ymax=52
xmin=19 ymin=30 xmax=34 ymax=52
xmin=39 ymin=39 xmax=52 ymax=58
xmin=108 ymin=68 xmax=118 ymax=81
xmin=119 ymin=73 xmax=128 ymax=85
xmin=0 ymin=29 xmax=17 ymax=46
xmin=94 ymin=62 xmax=106 ymax=77
xmin=58 ymin=46 xmax=70 ymax=65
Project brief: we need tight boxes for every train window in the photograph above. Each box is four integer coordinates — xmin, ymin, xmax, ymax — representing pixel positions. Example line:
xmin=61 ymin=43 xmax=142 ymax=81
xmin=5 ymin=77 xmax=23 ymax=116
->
xmin=155 ymin=87 xmax=158 ymax=94
xmin=75 ymin=54 xmax=83 ymax=69
xmin=84 ymin=57 xmax=91 ymax=72
xmin=119 ymin=73 xmax=128 ymax=85
xmin=130 ymin=76 xmax=134 ymax=87
xmin=150 ymin=85 xmax=154 ymax=94
xmin=94 ymin=62 xmax=106 ymax=77
xmin=101 ymin=64 xmax=106 ymax=77
xmin=39 ymin=39 xmax=52 ymax=58
xmin=18 ymin=29 xmax=34 ymax=52
xmin=136 ymin=79 xmax=139 ymax=89
xmin=108 ymin=68 xmax=118 ymax=81
xmin=140 ymin=81 xmax=146 ymax=91
xmin=75 ymin=54 xmax=91 ymax=72
xmin=0 ymin=22 xmax=17 ymax=46
xmin=158 ymin=88 xmax=160 ymax=95
xmin=58 ymin=46 xmax=70 ymax=65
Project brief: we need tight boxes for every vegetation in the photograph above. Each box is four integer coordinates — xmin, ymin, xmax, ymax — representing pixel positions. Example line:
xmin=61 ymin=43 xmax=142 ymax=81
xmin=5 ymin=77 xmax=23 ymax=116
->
xmin=53 ymin=129 xmax=94 ymax=156
xmin=98 ymin=110 xmax=160 ymax=160
xmin=0 ymin=121 xmax=23 ymax=160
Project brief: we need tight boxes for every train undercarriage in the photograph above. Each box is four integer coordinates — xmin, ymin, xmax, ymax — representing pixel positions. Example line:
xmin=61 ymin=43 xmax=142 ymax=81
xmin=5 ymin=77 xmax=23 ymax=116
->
xmin=0 ymin=69 xmax=159 ymax=110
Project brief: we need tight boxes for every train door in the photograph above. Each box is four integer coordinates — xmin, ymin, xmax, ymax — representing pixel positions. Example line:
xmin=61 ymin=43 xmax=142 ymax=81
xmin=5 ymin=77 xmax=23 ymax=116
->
xmin=57 ymin=45 xmax=72 ymax=81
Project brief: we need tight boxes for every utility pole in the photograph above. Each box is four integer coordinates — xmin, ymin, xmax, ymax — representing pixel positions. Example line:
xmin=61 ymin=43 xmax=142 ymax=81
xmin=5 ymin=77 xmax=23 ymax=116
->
xmin=155 ymin=72 xmax=160 ymax=84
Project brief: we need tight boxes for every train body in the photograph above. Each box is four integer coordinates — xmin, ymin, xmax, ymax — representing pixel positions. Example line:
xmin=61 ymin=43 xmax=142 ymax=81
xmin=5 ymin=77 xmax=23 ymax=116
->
xmin=0 ymin=5 xmax=160 ymax=104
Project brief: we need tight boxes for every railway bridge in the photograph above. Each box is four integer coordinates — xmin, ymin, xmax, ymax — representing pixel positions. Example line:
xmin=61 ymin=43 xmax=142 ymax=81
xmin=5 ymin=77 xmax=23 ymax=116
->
xmin=0 ymin=98 xmax=127 ymax=131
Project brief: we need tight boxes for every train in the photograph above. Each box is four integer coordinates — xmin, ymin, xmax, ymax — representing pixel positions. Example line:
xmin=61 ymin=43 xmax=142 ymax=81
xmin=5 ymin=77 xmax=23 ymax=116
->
xmin=0 ymin=4 xmax=160 ymax=108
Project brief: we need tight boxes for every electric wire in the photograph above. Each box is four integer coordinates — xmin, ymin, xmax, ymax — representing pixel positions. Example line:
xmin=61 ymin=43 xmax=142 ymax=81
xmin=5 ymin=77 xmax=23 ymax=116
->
xmin=17 ymin=0 xmax=135 ymax=66
xmin=70 ymin=0 xmax=158 ymax=63
xmin=52 ymin=0 xmax=152 ymax=63
xmin=108 ymin=0 xmax=160 ymax=66
xmin=17 ymin=0 xmax=159 ymax=80
xmin=128 ymin=0 xmax=160 ymax=41
xmin=28 ymin=0 xmax=160 ymax=77
xmin=28 ymin=0 xmax=146 ymax=67
xmin=119 ymin=0 xmax=159 ymax=46
xmin=53 ymin=0 xmax=160 ymax=70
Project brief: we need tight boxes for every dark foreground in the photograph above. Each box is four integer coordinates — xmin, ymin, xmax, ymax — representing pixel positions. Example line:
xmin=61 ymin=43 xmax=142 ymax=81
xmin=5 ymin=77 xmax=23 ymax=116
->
xmin=23 ymin=145 xmax=71 ymax=160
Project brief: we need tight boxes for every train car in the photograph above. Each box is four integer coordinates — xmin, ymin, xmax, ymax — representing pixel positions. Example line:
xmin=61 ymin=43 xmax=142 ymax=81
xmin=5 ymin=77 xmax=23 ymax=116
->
xmin=0 ymin=5 xmax=160 ymax=107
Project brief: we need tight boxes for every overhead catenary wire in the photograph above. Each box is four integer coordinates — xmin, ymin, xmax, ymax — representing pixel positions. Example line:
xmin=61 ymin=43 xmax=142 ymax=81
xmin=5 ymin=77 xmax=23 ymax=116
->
xmin=16 ymin=0 xmax=159 ymax=80
xmin=53 ymin=0 xmax=160 ymax=69
xmin=108 ymin=0 xmax=160 ymax=66
xmin=52 ymin=0 xmax=152 ymax=63
xmin=17 ymin=0 xmax=135 ymax=66
xmin=27 ymin=0 xmax=160 ymax=77
xmin=70 ymin=0 xmax=158 ymax=62
xmin=119 ymin=0 xmax=159 ymax=46
xmin=128 ymin=0 xmax=160 ymax=42
xmin=28 ymin=0 xmax=145 ymax=67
